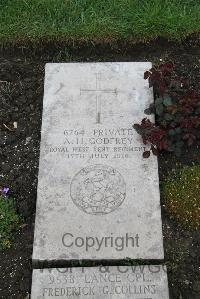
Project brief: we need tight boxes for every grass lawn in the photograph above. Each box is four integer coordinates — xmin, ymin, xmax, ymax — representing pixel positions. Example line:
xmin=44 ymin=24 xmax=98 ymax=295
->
xmin=0 ymin=0 xmax=199 ymax=45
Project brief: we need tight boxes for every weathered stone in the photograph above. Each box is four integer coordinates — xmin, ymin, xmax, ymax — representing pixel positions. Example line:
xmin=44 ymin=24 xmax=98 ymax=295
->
xmin=31 ymin=265 xmax=169 ymax=299
xmin=33 ymin=63 xmax=164 ymax=264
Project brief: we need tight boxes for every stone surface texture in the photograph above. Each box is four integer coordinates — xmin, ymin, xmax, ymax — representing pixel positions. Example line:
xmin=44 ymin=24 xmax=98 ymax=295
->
xmin=32 ymin=63 xmax=164 ymax=263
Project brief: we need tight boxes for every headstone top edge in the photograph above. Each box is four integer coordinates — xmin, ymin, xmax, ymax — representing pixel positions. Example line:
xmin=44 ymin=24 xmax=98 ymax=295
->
xmin=32 ymin=265 xmax=167 ymax=272
xmin=45 ymin=61 xmax=152 ymax=70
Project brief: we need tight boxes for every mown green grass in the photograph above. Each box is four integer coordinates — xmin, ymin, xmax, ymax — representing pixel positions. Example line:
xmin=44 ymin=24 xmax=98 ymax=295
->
xmin=0 ymin=0 xmax=199 ymax=45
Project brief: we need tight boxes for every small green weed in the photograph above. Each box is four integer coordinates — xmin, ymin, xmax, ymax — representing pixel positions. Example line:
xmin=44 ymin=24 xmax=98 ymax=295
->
xmin=0 ymin=195 xmax=21 ymax=250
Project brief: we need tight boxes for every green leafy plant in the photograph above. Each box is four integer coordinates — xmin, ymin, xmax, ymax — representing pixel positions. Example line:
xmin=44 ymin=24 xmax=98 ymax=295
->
xmin=0 ymin=195 xmax=21 ymax=250
xmin=134 ymin=62 xmax=200 ymax=157
xmin=161 ymin=165 xmax=200 ymax=230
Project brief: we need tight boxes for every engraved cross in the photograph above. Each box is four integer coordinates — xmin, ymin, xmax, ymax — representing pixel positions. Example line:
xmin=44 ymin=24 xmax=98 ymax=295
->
xmin=80 ymin=73 xmax=118 ymax=124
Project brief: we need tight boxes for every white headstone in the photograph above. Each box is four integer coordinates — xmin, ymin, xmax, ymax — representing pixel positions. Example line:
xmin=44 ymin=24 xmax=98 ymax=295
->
xmin=33 ymin=63 xmax=164 ymax=264
xmin=31 ymin=265 xmax=169 ymax=299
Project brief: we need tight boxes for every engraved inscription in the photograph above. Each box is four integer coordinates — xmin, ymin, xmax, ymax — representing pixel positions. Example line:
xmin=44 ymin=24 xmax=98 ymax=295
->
xmin=70 ymin=165 xmax=126 ymax=215
xmin=32 ymin=265 xmax=169 ymax=298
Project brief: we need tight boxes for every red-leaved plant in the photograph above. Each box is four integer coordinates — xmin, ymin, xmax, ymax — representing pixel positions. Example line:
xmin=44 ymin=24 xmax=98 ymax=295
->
xmin=133 ymin=62 xmax=200 ymax=157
